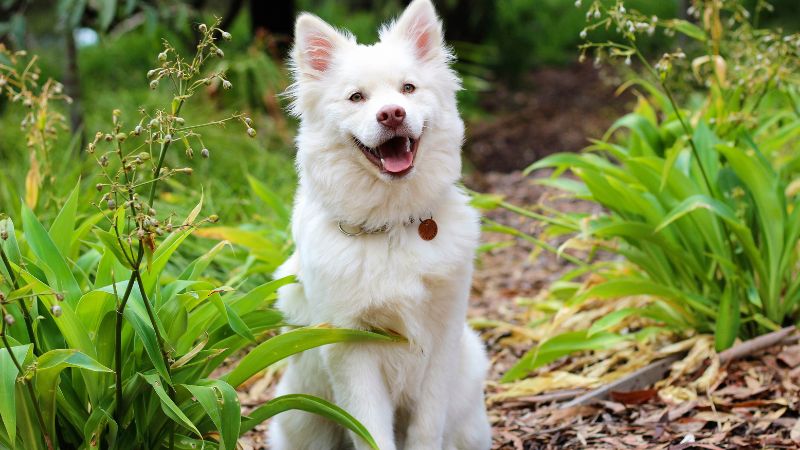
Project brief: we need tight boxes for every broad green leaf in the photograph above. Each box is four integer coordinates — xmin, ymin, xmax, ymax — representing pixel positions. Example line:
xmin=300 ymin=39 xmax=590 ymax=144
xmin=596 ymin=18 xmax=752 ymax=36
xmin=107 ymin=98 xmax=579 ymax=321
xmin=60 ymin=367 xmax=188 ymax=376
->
xmin=20 ymin=272 xmax=95 ymax=356
xmin=223 ymin=326 xmax=404 ymax=388
xmin=240 ymin=394 xmax=378 ymax=450
xmin=83 ymin=406 xmax=117 ymax=450
xmin=35 ymin=350 xmax=112 ymax=440
xmin=69 ymin=212 xmax=105 ymax=260
xmin=469 ymin=193 xmax=504 ymax=210
xmin=0 ymin=218 xmax=21 ymax=267
xmin=502 ymin=331 xmax=631 ymax=382
xmin=48 ymin=183 xmax=79 ymax=257
xmin=140 ymin=373 xmax=200 ymax=437
xmin=715 ymin=286 xmax=740 ymax=351
xmin=587 ymin=308 xmax=641 ymax=336
xmin=182 ymin=380 xmax=240 ymax=450
xmin=605 ymin=113 xmax=662 ymax=156
xmin=247 ymin=175 xmax=290 ymax=224
xmin=140 ymin=227 xmax=193 ymax=295
xmin=22 ymin=203 xmax=81 ymax=304
xmin=97 ymin=0 xmax=116 ymax=30
xmin=124 ymin=300 xmax=172 ymax=384
xmin=0 ymin=344 xmax=31 ymax=447
xmin=194 ymin=227 xmax=284 ymax=267
xmin=93 ymin=229 xmax=133 ymax=269
xmin=670 ymin=19 xmax=707 ymax=41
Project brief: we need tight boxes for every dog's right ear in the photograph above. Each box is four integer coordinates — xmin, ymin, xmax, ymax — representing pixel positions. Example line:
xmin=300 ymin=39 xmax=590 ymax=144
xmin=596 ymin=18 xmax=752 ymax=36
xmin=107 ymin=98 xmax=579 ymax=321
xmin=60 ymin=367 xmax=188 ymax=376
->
xmin=293 ymin=13 xmax=347 ymax=76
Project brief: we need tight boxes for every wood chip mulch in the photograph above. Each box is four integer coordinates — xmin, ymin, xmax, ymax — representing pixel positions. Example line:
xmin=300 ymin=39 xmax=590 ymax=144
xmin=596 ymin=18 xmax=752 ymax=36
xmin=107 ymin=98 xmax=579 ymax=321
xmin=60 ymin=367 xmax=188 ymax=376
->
xmin=237 ymin=171 xmax=800 ymax=449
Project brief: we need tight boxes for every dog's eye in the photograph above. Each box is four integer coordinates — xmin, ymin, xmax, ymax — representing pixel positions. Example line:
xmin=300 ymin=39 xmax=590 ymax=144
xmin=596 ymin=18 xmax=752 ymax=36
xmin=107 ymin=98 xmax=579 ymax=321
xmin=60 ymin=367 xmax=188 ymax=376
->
xmin=349 ymin=92 xmax=364 ymax=102
xmin=402 ymin=83 xmax=416 ymax=94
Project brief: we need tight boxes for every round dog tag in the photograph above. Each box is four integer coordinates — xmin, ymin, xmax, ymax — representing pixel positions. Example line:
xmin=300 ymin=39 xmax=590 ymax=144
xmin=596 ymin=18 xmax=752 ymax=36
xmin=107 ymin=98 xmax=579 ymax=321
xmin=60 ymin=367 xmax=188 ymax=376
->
xmin=418 ymin=218 xmax=438 ymax=241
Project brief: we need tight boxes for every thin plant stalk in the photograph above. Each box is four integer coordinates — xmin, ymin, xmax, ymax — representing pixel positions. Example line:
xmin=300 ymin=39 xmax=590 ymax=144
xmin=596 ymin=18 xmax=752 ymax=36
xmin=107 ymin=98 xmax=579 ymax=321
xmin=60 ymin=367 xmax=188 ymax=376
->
xmin=0 ymin=247 xmax=38 ymax=354
xmin=1 ymin=310 xmax=53 ymax=450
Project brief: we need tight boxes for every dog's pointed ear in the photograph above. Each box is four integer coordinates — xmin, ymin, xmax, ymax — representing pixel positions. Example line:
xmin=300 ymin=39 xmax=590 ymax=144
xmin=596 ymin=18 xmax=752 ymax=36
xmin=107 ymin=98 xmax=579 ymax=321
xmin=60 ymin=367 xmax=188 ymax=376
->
xmin=386 ymin=0 xmax=444 ymax=62
xmin=293 ymin=13 xmax=348 ymax=75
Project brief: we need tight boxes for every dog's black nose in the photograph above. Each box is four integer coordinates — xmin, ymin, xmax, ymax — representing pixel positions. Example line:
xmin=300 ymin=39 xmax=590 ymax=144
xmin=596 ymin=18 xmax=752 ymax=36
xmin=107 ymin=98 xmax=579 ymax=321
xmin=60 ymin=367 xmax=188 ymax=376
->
xmin=376 ymin=105 xmax=406 ymax=129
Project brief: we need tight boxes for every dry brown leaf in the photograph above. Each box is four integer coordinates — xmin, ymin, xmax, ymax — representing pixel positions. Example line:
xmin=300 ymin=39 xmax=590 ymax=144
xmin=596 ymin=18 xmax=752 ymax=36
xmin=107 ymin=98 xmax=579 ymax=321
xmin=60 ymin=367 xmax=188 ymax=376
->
xmin=490 ymin=371 xmax=598 ymax=401
xmin=659 ymin=386 xmax=697 ymax=404
xmin=610 ymin=389 xmax=658 ymax=405
xmin=790 ymin=418 xmax=800 ymax=443
xmin=778 ymin=345 xmax=800 ymax=368
xmin=667 ymin=400 xmax=698 ymax=421
xmin=694 ymin=411 xmax=743 ymax=424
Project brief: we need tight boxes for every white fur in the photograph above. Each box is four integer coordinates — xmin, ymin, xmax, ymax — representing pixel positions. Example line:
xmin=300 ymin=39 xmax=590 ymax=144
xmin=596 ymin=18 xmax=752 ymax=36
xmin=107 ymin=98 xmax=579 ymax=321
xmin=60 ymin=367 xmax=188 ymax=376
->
xmin=269 ymin=1 xmax=491 ymax=449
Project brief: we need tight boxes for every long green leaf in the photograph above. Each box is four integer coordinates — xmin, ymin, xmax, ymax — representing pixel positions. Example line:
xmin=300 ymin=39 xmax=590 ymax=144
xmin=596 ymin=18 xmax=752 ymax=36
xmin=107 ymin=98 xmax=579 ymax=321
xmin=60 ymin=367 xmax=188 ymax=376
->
xmin=124 ymin=302 xmax=171 ymax=384
xmin=503 ymin=331 xmax=631 ymax=382
xmin=140 ymin=373 xmax=200 ymax=438
xmin=48 ymin=183 xmax=80 ymax=258
xmin=35 ymin=350 xmax=112 ymax=440
xmin=182 ymin=380 xmax=240 ymax=450
xmin=21 ymin=204 xmax=81 ymax=304
xmin=240 ymin=394 xmax=378 ymax=450
xmin=222 ymin=327 xmax=403 ymax=388
xmin=0 ymin=345 xmax=31 ymax=448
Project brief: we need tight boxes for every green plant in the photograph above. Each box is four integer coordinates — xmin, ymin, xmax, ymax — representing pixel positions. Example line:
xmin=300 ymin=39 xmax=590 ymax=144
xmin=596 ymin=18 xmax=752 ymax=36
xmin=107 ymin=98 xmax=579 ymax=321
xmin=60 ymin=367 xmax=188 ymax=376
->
xmin=0 ymin=19 xmax=400 ymax=449
xmin=478 ymin=0 xmax=800 ymax=382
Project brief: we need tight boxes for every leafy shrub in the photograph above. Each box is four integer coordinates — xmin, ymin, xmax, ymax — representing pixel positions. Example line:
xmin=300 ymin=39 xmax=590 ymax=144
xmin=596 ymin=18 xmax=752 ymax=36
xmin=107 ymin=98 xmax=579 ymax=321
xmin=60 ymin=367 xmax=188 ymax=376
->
xmin=0 ymin=20 xmax=397 ymax=449
xmin=479 ymin=0 xmax=800 ymax=382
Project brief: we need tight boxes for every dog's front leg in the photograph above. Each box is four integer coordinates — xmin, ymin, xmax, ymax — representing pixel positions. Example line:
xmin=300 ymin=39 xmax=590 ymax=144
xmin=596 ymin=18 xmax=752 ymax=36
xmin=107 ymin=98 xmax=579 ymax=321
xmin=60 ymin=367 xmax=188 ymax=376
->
xmin=324 ymin=343 xmax=397 ymax=450
xmin=402 ymin=331 xmax=456 ymax=450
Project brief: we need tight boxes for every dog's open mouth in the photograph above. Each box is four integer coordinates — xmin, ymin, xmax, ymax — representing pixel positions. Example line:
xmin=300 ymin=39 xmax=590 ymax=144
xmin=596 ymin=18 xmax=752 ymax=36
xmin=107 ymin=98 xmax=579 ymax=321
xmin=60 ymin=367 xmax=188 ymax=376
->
xmin=354 ymin=135 xmax=420 ymax=177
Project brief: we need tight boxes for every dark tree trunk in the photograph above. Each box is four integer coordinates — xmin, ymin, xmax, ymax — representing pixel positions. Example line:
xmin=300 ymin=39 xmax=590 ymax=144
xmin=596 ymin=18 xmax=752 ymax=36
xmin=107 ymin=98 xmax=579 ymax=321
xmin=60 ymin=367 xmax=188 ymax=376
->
xmin=63 ymin=28 xmax=85 ymax=150
xmin=403 ymin=0 xmax=495 ymax=43
xmin=250 ymin=0 xmax=295 ymax=58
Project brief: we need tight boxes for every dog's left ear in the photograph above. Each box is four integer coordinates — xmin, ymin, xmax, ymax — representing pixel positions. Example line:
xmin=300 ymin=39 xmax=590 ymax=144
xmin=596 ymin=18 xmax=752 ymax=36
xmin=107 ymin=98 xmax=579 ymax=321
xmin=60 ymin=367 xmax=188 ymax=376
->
xmin=385 ymin=0 xmax=444 ymax=62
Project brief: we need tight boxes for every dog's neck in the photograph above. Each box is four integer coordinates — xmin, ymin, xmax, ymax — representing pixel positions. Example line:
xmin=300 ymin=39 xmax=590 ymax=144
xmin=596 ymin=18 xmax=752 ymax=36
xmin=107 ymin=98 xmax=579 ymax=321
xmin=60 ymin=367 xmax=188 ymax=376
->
xmin=297 ymin=165 xmax=452 ymax=232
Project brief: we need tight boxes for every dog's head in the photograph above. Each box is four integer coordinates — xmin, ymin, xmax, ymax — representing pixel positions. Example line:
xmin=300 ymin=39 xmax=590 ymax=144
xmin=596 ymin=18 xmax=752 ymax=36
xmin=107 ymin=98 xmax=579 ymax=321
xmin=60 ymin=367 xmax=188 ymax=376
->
xmin=288 ymin=0 xmax=463 ymax=219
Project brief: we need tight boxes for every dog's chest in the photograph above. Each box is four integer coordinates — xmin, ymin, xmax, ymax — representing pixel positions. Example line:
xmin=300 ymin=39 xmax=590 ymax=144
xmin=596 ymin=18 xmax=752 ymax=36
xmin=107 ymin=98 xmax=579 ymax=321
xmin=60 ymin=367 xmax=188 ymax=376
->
xmin=294 ymin=199 xmax=479 ymax=324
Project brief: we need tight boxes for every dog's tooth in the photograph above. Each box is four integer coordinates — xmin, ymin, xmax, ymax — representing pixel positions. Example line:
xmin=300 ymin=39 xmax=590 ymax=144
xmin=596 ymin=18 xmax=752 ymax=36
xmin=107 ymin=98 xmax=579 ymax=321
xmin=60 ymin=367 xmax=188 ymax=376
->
xmin=380 ymin=158 xmax=385 ymax=168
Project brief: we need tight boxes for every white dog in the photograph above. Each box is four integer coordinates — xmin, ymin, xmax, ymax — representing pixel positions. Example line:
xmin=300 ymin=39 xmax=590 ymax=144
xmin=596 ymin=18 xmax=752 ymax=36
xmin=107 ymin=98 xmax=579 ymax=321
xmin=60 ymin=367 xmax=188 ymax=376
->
xmin=269 ymin=1 xmax=491 ymax=449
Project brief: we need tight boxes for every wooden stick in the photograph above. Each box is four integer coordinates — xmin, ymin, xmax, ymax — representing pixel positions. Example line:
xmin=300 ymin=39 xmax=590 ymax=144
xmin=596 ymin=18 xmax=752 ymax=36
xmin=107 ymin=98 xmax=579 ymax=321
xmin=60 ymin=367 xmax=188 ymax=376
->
xmin=718 ymin=326 xmax=796 ymax=363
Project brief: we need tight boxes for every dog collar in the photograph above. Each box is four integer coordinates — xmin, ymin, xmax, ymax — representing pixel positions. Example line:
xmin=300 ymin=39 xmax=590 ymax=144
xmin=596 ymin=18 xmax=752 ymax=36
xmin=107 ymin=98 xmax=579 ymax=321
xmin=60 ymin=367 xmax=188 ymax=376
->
xmin=337 ymin=215 xmax=438 ymax=241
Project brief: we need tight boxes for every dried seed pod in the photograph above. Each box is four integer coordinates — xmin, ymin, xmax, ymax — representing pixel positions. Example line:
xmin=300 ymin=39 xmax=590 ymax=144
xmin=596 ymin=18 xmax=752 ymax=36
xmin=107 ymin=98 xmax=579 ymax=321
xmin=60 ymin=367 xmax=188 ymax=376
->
xmin=198 ymin=23 xmax=207 ymax=33
xmin=222 ymin=31 xmax=232 ymax=40
xmin=107 ymin=199 xmax=116 ymax=210
xmin=158 ymin=51 xmax=168 ymax=62
xmin=50 ymin=305 xmax=62 ymax=317
xmin=222 ymin=80 xmax=232 ymax=90
xmin=55 ymin=293 xmax=64 ymax=301
xmin=150 ymin=80 xmax=159 ymax=90
xmin=200 ymin=148 xmax=210 ymax=159
xmin=247 ymin=128 xmax=256 ymax=138
xmin=0 ymin=230 xmax=7 ymax=240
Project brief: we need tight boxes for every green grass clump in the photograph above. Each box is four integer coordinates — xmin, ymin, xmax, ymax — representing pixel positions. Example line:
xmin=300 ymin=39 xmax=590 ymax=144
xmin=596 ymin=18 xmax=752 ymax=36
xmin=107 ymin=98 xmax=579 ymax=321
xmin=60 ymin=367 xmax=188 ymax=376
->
xmin=477 ymin=0 xmax=800 ymax=382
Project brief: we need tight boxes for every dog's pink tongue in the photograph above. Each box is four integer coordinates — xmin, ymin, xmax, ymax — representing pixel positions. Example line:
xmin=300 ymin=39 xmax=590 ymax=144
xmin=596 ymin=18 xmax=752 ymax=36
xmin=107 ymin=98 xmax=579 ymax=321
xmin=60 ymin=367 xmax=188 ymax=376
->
xmin=379 ymin=137 xmax=413 ymax=173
